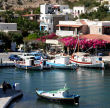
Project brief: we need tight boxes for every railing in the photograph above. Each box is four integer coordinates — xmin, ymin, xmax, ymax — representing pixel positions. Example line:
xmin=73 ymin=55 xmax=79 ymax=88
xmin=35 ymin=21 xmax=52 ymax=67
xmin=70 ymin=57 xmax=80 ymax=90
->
xmin=56 ymin=30 xmax=75 ymax=37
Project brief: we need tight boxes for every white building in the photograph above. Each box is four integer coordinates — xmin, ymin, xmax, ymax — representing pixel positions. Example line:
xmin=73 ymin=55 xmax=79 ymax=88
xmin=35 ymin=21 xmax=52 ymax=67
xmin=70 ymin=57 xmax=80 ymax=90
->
xmin=40 ymin=4 xmax=69 ymax=33
xmin=40 ymin=4 xmax=69 ymax=14
xmin=85 ymin=19 xmax=110 ymax=35
xmin=62 ymin=9 xmax=73 ymax=14
xmin=0 ymin=23 xmax=17 ymax=33
xmin=73 ymin=6 xmax=86 ymax=18
xmin=100 ymin=0 xmax=110 ymax=5
xmin=56 ymin=20 xmax=82 ymax=37
xmin=40 ymin=4 xmax=53 ymax=14
xmin=40 ymin=14 xmax=53 ymax=33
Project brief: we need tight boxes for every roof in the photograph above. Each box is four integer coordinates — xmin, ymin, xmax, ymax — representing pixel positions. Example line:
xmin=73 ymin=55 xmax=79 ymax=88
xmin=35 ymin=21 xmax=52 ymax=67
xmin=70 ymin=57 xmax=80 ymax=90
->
xmin=80 ymin=34 xmax=110 ymax=43
xmin=56 ymin=24 xmax=82 ymax=28
xmin=80 ymin=20 xmax=87 ymax=25
xmin=22 ymin=14 xmax=39 ymax=17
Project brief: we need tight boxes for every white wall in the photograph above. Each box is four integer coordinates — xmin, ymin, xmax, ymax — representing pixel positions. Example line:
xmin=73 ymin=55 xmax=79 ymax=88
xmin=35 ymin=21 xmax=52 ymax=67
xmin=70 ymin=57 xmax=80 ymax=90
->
xmin=56 ymin=30 xmax=74 ymax=37
xmin=0 ymin=23 xmax=17 ymax=32
xmin=40 ymin=4 xmax=53 ymax=14
xmin=60 ymin=5 xmax=69 ymax=12
xmin=59 ymin=21 xmax=82 ymax=25
xmin=40 ymin=14 xmax=53 ymax=24
xmin=62 ymin=9 xmax=73 ymax=14
xmin=73 ymin=6 xmax=86 ymax=18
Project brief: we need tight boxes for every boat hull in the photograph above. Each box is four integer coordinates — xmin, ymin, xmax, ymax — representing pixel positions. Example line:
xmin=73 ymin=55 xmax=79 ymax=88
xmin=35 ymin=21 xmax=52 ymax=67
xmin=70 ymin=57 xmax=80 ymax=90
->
xmin=15 ymin=64 xmax=42 ymax=70
xmin=36 ymin=91 xmax=80 ymax=104
xmin=46 ymin=62 xmax=77 ymax=70
xmin=70 ymin=59 xmax=104 ymax=69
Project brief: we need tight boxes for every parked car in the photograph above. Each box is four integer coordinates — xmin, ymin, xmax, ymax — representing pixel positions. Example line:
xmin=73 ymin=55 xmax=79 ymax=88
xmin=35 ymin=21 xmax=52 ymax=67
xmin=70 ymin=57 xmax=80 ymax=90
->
xmin=31 ymin=52 xmax=48 ymax=60
xmin=9 ymin=54 xmax=22 ymax=61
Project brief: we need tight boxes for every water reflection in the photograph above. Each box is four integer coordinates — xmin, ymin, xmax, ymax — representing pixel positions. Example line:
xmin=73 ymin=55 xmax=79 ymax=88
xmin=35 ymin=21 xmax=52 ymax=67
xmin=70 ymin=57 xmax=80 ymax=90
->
xmin=0 ymin=67 xmax=109 ymax=108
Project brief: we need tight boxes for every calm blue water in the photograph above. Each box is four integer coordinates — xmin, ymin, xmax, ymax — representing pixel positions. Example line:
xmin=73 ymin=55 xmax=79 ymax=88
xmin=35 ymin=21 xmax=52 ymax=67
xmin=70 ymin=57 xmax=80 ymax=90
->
xmin=0 ymin=67 xmax=110 ymax=108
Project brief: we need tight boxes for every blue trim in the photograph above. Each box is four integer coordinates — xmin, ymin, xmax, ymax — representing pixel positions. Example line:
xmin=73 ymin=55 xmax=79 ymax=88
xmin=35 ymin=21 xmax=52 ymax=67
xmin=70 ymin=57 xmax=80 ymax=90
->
xmin=37 ymin=90 xmax=44 ymax=94
xmin=40 ymin=26 xmax=42 ymax=31
xmin=46 ymin=62 xmax=66 ymax=66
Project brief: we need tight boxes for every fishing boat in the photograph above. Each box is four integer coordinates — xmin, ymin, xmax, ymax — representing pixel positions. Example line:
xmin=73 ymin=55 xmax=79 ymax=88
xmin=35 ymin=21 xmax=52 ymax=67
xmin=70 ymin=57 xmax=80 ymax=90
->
xmin=36 ymin=87 xmax=80 ymax=105
xmin=15 ymin=57 xmax=43 ymax=70
xmin=46 ymin=55 xmax=77 ymax=70
xmin=70 ymin=52 xmax=104 ymax=69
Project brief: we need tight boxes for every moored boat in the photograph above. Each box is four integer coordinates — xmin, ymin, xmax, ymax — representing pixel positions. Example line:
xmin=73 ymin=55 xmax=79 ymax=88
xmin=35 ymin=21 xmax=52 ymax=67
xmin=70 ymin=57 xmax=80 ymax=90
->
xmin=15 ymin=57 xmax=43 ymax=70
xmin=36 ymin=87 xmax=80 ymax=105
xmin=70 ymin=52 xmax=104 ymax=69
xmin=46 ymin=55 xmax=77 ymax=70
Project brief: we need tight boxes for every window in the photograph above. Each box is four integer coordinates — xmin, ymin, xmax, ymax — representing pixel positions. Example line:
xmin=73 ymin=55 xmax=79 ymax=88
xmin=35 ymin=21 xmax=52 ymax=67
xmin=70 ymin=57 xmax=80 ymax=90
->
xmin=48 ymin=7 xmax=51 ymax=10
xmin=99 ymin=28 xmax=101 ymax=33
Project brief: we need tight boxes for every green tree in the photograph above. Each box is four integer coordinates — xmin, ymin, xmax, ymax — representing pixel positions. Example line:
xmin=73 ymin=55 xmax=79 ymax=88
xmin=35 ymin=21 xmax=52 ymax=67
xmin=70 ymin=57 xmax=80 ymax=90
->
xmin=80 ymin=5 xmax=109 ymax=20
xmin=13 ymin=17 xmax=39 ymax=32
xmin=8 ymin=32 xmax=23 ymax=45
xmin=23 ymin=33 xmax=39 ymax=42
xmin=0 ymin=32 xmax=11 ymax=49
xmin=34 ymin=7 xmax=40 ymax=14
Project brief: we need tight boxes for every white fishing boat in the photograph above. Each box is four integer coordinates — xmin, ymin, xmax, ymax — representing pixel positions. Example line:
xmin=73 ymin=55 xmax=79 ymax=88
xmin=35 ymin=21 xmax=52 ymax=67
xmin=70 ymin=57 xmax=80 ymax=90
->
xmin=46 ymin=55 xmax=77 ymax=70
xmin=70 ymin=52 xmax=104 ymax=69
xmin=36 ymin=87 xmax=80 ymax=105
xmin=15 ymin=57 xmax=43 ymax=70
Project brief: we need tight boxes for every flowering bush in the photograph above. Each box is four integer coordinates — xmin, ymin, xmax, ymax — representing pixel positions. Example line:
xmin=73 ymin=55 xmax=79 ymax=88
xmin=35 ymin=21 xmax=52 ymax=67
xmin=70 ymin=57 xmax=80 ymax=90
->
xmin=59 ymin=36 xmax=107 ymax=50
xmin=36 ymin=33 xmax=58 ymax=42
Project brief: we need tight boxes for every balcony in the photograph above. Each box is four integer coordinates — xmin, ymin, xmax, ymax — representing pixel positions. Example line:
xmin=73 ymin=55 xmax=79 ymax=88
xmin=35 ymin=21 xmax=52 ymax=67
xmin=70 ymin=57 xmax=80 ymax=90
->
xmin=56 ymin=30 xmax=77 ymax=37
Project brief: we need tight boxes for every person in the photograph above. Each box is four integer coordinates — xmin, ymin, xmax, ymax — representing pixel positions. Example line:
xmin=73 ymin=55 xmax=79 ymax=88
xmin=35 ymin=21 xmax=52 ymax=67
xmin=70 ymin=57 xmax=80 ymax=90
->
xmin=13 ymin=83 xmax=15 ymax=90
xmin=2 ymin=81 xmax=7 ymax=94
xmin=0 ymin=58 xmax=2 ymax=64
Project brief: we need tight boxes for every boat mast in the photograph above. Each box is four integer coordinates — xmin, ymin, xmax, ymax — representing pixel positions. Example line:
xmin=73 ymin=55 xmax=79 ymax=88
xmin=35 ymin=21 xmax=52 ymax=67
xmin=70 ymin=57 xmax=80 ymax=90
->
xmin=77 ymin=33 xmax=79 ymax=52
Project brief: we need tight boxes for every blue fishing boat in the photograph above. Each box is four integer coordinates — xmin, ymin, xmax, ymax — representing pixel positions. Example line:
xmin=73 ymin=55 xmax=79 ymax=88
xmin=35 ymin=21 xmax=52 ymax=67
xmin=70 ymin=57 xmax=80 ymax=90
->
xmin=46 ymin=55 xmax=77 ymax=70
xmin=36 ymin=87 xmax=80 ymax=105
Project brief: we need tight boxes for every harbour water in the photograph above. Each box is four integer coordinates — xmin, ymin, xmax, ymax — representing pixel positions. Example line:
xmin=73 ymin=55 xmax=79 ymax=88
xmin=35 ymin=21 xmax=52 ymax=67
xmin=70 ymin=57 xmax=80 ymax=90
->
xmin=0 ymin=67 xmax=110 ymax=108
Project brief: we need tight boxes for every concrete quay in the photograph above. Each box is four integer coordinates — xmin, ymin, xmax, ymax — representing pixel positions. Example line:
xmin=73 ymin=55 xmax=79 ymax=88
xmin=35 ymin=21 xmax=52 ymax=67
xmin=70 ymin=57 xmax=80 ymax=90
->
xmin=0 ymin=52 xmax=22 ymax=67
xmin=0 ymin=52 xmax=110 ymax=67
xmin=0 ymin=86 xmax=23 ymax=108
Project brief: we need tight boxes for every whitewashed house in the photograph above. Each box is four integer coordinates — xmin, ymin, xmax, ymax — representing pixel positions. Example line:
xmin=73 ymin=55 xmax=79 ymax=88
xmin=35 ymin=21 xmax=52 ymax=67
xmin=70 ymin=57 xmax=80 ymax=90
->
xmin=40 ymin=14 xmax=53 ymax=33
xmin=73 ymin=6 xmax=86 ymax=18
xmin=85 ymin=20 xmax=110 ymax=35
xmin=40 ymin=4 xmax=53 ymax=14
xmin=56 ymin=20 xmax=83 ymax=37
xmin=40 ymin=4 xmax=69 ymax=33
xmin=0 ymin=23 xmax=17 ymax=33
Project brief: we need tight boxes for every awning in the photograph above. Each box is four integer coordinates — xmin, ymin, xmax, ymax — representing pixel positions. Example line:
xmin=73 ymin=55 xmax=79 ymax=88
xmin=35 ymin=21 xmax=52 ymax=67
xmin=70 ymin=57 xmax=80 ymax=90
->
xmin=46 ymin=39 xmax=59 ymax=45
xmin=56 ymin=24 xmax=81 ymax=28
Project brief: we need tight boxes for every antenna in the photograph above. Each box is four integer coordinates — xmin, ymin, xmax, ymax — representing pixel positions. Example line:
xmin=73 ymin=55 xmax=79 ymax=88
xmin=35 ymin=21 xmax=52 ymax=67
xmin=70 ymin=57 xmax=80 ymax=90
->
xmin=64 ymin=83 xmax=66 ymax=88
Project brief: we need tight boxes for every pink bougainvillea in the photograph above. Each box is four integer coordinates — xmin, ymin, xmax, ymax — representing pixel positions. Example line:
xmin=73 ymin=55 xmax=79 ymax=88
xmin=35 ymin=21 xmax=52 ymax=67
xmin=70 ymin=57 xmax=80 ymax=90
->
xmin=36 ymin=33 xmax=58 ymax=42
xmin=59 ymin=37 xmax=107 ymax=50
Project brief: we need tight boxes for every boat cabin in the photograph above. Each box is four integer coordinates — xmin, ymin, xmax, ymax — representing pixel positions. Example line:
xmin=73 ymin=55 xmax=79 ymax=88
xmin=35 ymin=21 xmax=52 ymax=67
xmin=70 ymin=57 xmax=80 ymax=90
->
xmin=54 ymin=55 xmax=70 ymax=65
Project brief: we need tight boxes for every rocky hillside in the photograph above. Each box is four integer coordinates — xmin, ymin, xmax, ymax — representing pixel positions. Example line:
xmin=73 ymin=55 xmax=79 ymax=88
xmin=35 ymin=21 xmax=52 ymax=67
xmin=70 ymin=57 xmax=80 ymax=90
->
xmin=0 ymin=0 xmax=65 ymax=10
